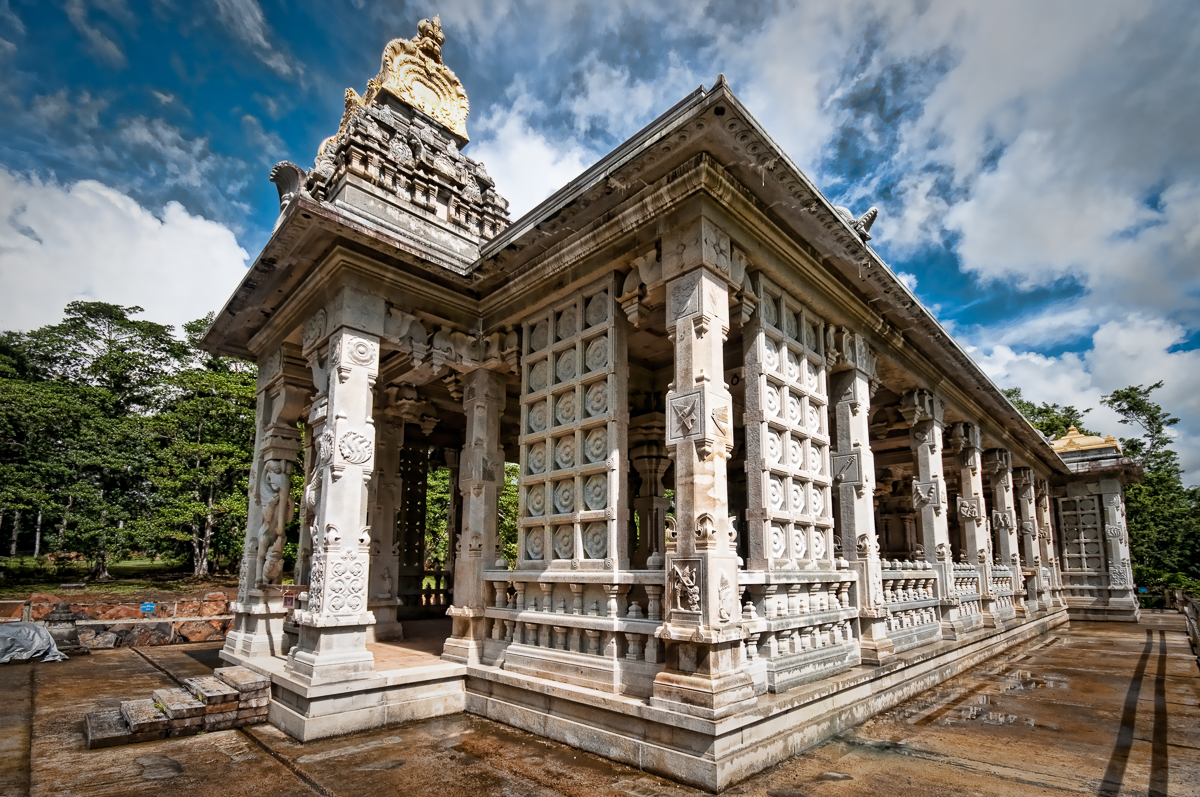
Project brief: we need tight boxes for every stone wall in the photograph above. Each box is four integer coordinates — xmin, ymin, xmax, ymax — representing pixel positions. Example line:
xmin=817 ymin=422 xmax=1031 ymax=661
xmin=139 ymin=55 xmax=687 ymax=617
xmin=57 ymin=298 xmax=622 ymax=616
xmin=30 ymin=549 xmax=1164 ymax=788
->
xmin=0 ymin=592 xmax=233 ymax=648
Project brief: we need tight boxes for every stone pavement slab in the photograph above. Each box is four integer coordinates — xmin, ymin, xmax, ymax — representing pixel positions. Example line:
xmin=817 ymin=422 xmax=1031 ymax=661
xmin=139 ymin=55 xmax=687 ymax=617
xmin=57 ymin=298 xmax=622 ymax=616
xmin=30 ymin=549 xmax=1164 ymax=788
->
xmin=4 ymin=617 xmax=1197 ymax=796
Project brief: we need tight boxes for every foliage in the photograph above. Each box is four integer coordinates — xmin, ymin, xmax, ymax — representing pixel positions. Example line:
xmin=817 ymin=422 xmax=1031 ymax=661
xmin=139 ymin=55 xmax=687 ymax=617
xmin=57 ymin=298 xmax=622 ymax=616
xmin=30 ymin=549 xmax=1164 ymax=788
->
xmin=424 ymin=460 xmax=520 ymax=568
xmin=1100 ymin=382 xmax=1200 ymax=579
xmin=1002 ymin=387 xmax=1097 ymax=439
xmin=0 ymin=303 xmax=256 ymax=577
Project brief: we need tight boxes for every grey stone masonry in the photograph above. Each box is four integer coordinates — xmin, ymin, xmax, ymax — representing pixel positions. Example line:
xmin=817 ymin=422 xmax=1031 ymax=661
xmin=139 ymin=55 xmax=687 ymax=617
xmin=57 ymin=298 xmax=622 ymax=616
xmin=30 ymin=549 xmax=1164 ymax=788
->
xmin=214 ymin=665 xmax=271 ymax=694
xmin=183 ymin=675 xmax=239 ymax=705
xmin=120 ymin=699 xmax=169 ymax=734
xmin=85 ymin=709 xmax=135 ymax=749
xmin=204 ymin=710 xmax=238 ymax=731
xmin=152 ymin=687 xmax=205 ymax=719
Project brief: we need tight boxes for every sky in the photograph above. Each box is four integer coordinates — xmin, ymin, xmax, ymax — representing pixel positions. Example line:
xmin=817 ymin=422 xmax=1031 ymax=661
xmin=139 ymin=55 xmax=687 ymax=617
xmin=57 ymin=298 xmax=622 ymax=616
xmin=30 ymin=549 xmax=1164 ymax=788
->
xmin=0 ymin=0 xmax=1198 ymax=481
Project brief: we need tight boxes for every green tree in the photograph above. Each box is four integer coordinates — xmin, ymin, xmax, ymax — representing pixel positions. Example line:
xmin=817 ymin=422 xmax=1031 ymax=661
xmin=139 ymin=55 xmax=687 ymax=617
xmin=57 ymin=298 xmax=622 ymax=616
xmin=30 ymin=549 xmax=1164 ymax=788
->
xmin=1101 ymin=382 xmax=1200 ymax=579
xmin=1002 ymin=387 xmax=1097 ymax=438
xmin=141 ymin=316 xmax=256 ymax=575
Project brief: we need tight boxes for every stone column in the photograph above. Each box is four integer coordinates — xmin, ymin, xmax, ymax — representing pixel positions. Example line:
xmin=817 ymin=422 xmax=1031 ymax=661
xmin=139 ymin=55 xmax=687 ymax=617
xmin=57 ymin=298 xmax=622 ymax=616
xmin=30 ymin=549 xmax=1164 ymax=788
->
xmin=367 ymin=415 xmax=404 ymax=642
xmin=1035 ymin=479 xmax=1064 ymax=608
xmin=984 ymin=448 xmax=1024 ymax=615
xmin=1099 ymin=477 xmax=1138 ymax=614
xmin=901 ymin=389 xmax=960 ymax=636
xmin=828 ymin=329 xmax=892 ymax=663
xmin=224 ymin=344 xmax=308 ymax=660
xmin=947 ymin=422 xmax=1000 ymax=627
xmin=630 ymin=421 xmax=670 ymax=570
xmin=1014 ymin=468 xmax=1043 ymax=614
xmin=443 ymin=367 xmax=507 ymax=664
xmin=651 ymin=216 xmax=754 ymax=720
xmin=286 ymin=318 xmax=381 ymax=685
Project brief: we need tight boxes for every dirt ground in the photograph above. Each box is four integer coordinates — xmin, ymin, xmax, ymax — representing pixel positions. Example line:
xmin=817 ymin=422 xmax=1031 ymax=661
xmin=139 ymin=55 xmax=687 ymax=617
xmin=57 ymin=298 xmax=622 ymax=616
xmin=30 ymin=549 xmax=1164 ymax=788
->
xmin=1 ymin=612 xmax=1196 ymax=797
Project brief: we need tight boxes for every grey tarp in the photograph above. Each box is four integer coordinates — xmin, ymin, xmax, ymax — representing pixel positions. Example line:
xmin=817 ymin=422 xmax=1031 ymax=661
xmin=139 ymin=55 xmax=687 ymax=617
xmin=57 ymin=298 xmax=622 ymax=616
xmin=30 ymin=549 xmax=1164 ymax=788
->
xmin=0 ymin=622 xmax=68 ymax=663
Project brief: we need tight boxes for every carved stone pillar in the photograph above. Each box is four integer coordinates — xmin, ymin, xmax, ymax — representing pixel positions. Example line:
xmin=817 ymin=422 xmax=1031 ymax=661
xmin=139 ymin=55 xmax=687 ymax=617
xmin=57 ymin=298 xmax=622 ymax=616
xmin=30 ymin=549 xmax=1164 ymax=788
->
xmin=901 ymin=389 xmax=958 ymax=635
xmin=1014 ymin=468 xmax=1043 ymax=614
xmin=286 ymin=318 xmax=381 ymax=686
xmin=1099 ymin=478 xmax=1137 ymax=613
xmin=984 ymin=448 xmax=1024 ymax=615
xmin=651 ymin=216 xmax=754 ymax=720
xmin=443 ymin=368 xmax=507 ymax=664
xmin=367 ymin=415 xmax=404 ymax=642
xmin=1035 ymin=479 xmax=1064 ymax=608
xmin=630 ymin=419 xmax=670 ymax=570
xmin=223 ymin=344 xmax=307 ymax=660
xmin=947 ymin=422 xmax=1000 ymax=627
xmin=828 ymin=329 xmax=892 ymax=663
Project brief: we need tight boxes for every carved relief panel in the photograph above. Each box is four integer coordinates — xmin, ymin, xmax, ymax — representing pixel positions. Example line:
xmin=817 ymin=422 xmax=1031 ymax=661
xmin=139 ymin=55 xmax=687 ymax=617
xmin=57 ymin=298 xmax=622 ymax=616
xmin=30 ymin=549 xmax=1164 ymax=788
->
xmin=518 ymin=276 xmax=626 ymax=570
xmin=746 ymin=276 xmax=834 ymax=569
xmin=1057 ymin=496 xmax=1105 ymax=572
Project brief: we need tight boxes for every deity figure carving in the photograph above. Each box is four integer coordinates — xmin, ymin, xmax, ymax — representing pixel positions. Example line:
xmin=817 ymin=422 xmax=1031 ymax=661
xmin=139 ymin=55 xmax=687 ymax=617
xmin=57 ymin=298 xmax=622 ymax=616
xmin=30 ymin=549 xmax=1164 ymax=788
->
xmin=670 ymin=564 xmax=701 ymax=613
xmin=255 ymin=459 xmax=295 ymax=585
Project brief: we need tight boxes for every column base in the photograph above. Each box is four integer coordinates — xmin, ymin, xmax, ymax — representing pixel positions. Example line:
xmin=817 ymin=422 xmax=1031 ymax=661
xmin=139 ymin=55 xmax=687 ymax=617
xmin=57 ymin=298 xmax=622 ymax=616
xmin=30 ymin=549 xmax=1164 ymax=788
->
xmin=285 ymin=623 xmax=376 ymax=686
xmin=441 ymin=609 xmax=486 ymax=665
xmin=857 ymin=614 xmax=896 ymax=665
xmin=222 ymin=597 xmax=288 ymax=659
xmin=650 ymin=639 xmax=757 ymax=720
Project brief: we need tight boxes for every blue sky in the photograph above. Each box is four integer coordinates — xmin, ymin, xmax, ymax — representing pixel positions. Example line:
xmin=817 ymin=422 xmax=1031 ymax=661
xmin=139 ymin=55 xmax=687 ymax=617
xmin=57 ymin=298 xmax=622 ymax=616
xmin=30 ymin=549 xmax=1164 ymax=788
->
xmin=1 ymin=0 xmax=1198 ymax=480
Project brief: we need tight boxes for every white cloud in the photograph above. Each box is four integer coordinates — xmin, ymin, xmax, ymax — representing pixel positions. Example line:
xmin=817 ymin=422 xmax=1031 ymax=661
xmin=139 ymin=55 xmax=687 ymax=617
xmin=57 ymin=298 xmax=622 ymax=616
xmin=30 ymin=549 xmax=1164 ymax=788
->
xmin=975 ymin=315 xmax=1200 ymax=484
xmin=63 ymin=0 xmax=128 ymax=68
xmin=212 ymin=0 xmax=297 ymax=79
xmin=468 ymin=88 xmax=595 ymax=219
xmin=0 ymin=168 xmax=248 ymax=332
xmin=568 ymin=52 xmax=700 ymax=140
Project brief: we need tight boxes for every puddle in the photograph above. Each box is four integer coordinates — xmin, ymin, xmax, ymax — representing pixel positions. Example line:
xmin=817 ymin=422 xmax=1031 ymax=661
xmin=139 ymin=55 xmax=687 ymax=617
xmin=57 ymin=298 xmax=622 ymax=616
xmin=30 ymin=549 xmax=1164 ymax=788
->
xmin=136 ymin=754 xmax=183 ymax=780
xmin=295 ymin=735 xmax=403 ymax=764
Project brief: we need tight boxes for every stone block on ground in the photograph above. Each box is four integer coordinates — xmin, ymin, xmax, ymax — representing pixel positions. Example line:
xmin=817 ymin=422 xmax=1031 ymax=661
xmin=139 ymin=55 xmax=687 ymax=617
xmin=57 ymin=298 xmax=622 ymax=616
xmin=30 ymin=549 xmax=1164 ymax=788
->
xmin=206 ymin=700 xmax=239 ymax=715
xmin=236 ymin=706 xmax=269 ymax=721
xmin=214 ymin=665 xmax=270 ymax=694
xmin=152 ymin=688 xmax=205 ymax=719
xmin=183 ymin=675 xmax=238 ymax=705
xmin=88 ymin=631 xmax=118 ymax=649
xmin=85 ymin=709 xmax=131 ymax=749
xmin=168 ymin=716 xmax=202 ymax=729
xmin=168 ymin=725 xmax=202 ymax=738
xmin=203 ymin=710 xmax=238 ymax=731
xmin=120 ymin=699 xmax=169 ymax=733
xmin=238 ymin=693 xmax=270 ymax=709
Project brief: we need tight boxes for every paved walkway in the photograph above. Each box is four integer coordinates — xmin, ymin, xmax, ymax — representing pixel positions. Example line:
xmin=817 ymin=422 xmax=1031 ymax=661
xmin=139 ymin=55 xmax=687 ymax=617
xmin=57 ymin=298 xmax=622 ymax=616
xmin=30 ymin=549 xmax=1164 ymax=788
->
xmin=0 ymin=613 xmax=1195 ymax=796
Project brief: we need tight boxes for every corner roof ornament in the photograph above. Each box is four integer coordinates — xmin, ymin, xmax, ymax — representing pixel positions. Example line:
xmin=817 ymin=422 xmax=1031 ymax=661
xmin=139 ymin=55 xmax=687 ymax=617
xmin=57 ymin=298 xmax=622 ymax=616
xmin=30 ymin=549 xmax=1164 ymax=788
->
xmin=836 ymin=205 xmax=878 ymax=242
xmin=316 ymin=14 xmax=471 ymax=163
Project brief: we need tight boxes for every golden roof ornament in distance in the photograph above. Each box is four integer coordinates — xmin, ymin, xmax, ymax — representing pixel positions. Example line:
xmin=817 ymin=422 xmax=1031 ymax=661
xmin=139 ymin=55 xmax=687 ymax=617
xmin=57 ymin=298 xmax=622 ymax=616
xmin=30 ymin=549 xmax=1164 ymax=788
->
xmin=362 ymin=16 xmax=469 ymax=137
xmin=1051 ymin=425 xmax=1122 ymax=454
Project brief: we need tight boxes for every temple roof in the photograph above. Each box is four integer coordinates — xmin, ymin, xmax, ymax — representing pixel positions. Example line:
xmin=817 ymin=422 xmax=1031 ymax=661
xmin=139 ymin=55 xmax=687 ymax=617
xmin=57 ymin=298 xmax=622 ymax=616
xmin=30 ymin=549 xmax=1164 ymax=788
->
xmin=1052 ymin=425 xmax=1123 ymax=455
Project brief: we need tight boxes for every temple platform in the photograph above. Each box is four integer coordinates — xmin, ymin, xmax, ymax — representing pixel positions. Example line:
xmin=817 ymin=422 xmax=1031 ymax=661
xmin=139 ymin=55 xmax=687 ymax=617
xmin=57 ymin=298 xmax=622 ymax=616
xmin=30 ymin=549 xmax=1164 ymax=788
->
xmin=220 ymin=619 xmax=465 ymax=741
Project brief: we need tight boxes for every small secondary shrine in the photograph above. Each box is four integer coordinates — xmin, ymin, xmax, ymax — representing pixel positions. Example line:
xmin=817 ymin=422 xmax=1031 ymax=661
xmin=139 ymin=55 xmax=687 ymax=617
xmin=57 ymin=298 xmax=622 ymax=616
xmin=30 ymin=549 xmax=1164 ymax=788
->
xmin=203 ymin=17 xmax=1141 ymax=790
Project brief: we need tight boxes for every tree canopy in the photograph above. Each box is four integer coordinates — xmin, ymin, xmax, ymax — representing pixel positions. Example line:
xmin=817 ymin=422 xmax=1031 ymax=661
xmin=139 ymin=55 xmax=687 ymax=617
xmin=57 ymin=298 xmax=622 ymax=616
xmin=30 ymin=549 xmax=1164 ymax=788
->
xmin=0 ymin=303 xmax=257 ymax=576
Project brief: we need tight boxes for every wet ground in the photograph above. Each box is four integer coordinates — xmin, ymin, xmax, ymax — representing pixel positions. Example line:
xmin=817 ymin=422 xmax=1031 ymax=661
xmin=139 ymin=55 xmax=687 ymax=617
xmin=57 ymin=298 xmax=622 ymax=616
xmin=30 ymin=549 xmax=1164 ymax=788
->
xmin=0 ymin=612 xmax=1195 ymax=796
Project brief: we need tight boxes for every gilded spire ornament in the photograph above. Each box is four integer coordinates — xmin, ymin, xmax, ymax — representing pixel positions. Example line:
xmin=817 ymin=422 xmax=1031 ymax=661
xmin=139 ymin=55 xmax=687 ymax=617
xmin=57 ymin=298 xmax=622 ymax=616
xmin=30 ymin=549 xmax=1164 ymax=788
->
xmin=318 ymin=15 xmax=471 ymax=161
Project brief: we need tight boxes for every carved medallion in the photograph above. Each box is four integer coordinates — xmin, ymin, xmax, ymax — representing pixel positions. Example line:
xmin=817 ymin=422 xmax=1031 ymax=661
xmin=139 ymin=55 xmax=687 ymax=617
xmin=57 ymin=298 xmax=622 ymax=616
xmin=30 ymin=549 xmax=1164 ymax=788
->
xmin=585 ymin=381 xmax=608 ymax=416
xmin=555 ymin=350 xmax=577 ymax=382
xmin=788 ymin=392 xmax=803 ymax=426
xmin=584 ymin=428 xmax=607 ymax=463
xmin=770 ymin=523 xmax=787 ymax=559
xmin=585 ymin=291 xmax=609 ymax=327
xmin=528 ymin=401 xmax=549 ymax=433
xmin=583 ymin=522 xmax=607 ymax=559
xmin=554 ymin=436 xmax=576 ymax=470
xmin=767 ymin=431 xmax=784 ymax=464
xmin=785 ymin=348 xmax=801 ymax=383
xmin=764 ymin=384 xmax=781 ymax=417
xmin=528 ymin=360 xmax=550 ymax=392
xmin=811 ymin=529 xmax=826 ymax=559
xmin=526 ymin=485 xmax=545 ymax=517
xmin=812 ymin=488 xmax=825 ymax=517
xmin=793 ymin=526 xmax=807 ymax=559
xmin=525 ymin=530 xmax=544 ymax=560
xmin=769 ymin=476 xmax=786 ymax=510
xmin=790 ymin=482 xmax=806 ymax=513
xmin=555 ymin=392 xmax=577 ymax=425
xmin=553 ymin=526 xmax=573 ymax=559
xmin=553 ymin=481 xmax=575 ymax=514
xmin=585 ymin=335 xmax=610 ymax=372
xmin=557 ymin=306 xmax=579 ymax=340
xmin=529 ymin=321 xmax=549 ymax=351
xmin=583 ymin=474 xmax=608 ymax=510
xmin=346 ymin=337 xmax=376 ymax=367
xmin=302 ymin=309 xmax=327 ymax=350
xmin=338 ymin=432 xmax=374 ymax=465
